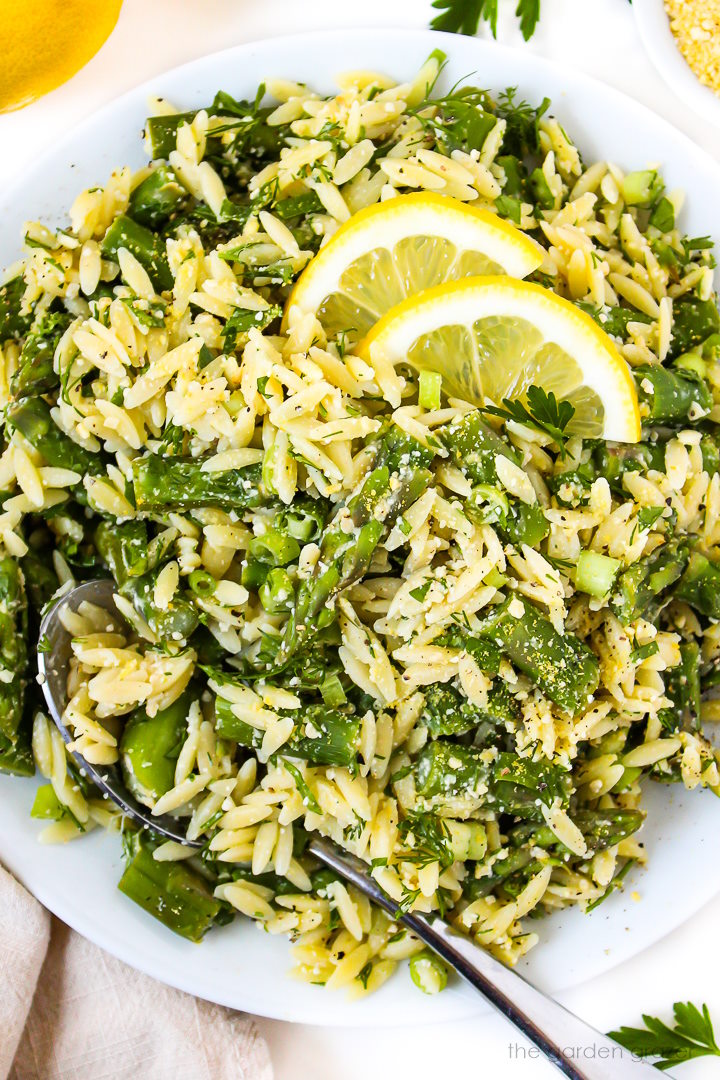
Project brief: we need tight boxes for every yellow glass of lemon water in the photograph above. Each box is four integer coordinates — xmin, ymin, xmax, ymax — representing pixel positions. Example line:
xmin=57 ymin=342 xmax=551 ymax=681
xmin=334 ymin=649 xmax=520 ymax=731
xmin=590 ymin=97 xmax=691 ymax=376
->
xmin=0 ymin=0 xmax=123 ymax=112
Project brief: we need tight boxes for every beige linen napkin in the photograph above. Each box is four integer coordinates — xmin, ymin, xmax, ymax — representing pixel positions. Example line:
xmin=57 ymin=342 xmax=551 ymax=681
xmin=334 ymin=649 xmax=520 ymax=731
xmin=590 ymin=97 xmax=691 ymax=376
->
xmin=0 ymin=864 xmax=273 ymax=1080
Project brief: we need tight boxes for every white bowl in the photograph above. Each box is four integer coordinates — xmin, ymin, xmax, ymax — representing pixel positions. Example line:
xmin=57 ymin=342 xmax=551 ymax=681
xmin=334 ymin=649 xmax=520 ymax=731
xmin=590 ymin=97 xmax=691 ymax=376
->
xmin=634 ymin=0 xmax=720 ymax=126
xmin=2 ymin=27 xmax=720 ymax=1026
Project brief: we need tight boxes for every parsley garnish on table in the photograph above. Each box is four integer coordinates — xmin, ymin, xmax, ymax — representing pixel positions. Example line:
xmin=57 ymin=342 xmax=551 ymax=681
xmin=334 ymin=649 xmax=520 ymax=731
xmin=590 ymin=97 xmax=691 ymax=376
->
xmin=484 ymin=385 xmax=575 ymax=457
xmin=430 ymin=0 xmax=542 ymax=41
xmin=608 ymin=1002 xmax=720 ymax=1071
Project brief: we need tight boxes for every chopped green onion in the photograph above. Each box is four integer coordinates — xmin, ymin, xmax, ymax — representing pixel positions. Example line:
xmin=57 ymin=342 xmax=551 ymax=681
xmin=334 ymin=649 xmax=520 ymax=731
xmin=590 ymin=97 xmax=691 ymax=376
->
xmin=241 ymin=558 xmax=269 ymax=590
xmin=418 ymin=370 xmax=442 ymax=411
xmin=484 ymin=567 xmax=507 ymax=589
xmin=446 ymin=820 xmax=487 ymax=861
xmin=494 ymin=195 xmax=522 ymax=224
xmin=283 ymin=760 xmax=321 ymax=814
xmin=31 ymin=783 xmax=67 ymax=821
xmin=259 ymin=567 xmax=294 ymax=613
xmin=466 ymin=483 xmax=509 ymax=526
xmin=621 ymin=170 xmax=663 ymax=208
xmin=188 ymin=569 xmax=217 ymax=597
xmin=320 ymin=673 xmax=347 ymax=708
xmin=249 ymin=528 xmax=300 ymax=567
xmin=674 ymin=351 xmax=706 ymax=378
xmin=409 ymin=951 xmax=448 ymax=994
xmin=575 ymin=551 xmax=622 ymax=597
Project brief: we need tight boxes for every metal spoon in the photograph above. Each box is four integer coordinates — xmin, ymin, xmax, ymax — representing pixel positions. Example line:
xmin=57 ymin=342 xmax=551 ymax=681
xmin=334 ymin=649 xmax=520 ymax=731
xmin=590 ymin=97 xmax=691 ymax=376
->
xmin=37 ymin=578 xmax=200 ymax=847
xmin=39 ymin=580 xmax=655 ymax=1078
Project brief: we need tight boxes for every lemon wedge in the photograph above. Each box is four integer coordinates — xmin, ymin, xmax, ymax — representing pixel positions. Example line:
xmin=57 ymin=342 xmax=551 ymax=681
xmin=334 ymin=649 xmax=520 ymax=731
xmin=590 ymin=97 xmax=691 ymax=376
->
xmin=357 ymin=276 xmax=641 ymax=442
xmin=284 ymin=192 xmax=543 ymax=339
xmin=0 ymin=0 xmax=122 ymax=113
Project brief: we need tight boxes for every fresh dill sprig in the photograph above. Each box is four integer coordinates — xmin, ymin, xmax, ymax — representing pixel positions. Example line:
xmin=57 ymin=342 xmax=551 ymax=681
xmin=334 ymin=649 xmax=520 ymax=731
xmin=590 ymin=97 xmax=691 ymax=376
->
xmin=397 ymin=810 xmax=453 ymax=871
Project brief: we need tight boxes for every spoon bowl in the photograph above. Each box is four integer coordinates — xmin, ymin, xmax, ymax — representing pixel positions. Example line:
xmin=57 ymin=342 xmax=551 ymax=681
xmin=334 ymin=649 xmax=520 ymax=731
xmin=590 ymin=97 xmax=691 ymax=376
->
xmin=37 ymin=578 xmax=202 ymax=847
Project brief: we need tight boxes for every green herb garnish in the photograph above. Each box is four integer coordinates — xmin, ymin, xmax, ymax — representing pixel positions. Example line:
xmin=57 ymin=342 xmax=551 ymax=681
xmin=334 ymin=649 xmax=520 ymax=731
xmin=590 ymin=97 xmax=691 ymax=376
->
xmin=609 ymin=1001 xmax=720 ymax=1071
xmin=430 ymin=0 xmax=541 ymax=41
xmin=485 ymin=385 xmax=575 ymax=457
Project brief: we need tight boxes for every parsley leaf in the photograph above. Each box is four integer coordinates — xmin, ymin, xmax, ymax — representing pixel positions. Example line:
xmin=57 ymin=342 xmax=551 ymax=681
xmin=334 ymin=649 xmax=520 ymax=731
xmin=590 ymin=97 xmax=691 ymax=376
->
xmin=637 ymin=506 xmax=664 ymax=531
xmin=409 ymin=580 xmax=432 ymax=603
xmin=485 ymin=385 xmax=575 ymax=457
xmin=629 ymin=641 xmax=659 ymax=664
xmin=430 ymin=0 xmax=541 ymax=40
xmin=431 ymin=0 xmax=498 ymax=36
xmin=516 ymin=0 xmax=541 ymax=40
xmin=608 ymin=1002 xmax=720 ymax=1071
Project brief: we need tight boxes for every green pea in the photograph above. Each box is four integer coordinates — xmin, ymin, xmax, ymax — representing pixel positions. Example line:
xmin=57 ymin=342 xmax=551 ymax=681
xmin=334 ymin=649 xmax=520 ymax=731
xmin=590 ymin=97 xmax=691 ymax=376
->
xmin=241 ymin=558 xmax=269 ymax=590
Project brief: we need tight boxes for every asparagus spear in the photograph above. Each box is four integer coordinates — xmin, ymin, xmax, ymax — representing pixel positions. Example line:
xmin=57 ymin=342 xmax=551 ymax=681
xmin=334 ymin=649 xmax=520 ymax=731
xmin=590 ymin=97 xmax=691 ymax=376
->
xmin=95 ymin=519 xmax=149 ymax=587
xmin=420 ymin=681 xmax=517 ymax=739
xmin=132 ymin=453 xmax=264 ymax=513
xmin=0 ymin=557 xmax=27 ymax=750
xmin=591 ymin=441 xmax=665 ymax=495
xmin=578 ymin=297 xmax=719 ymax=359
xmin=21 ymin=548 xmax=59 ymax=610
xmin=479 ymin=596 xmax=599 ymax=715
xmin=660 ymin=640 xmax=701 ymax=733
xmin=578 ymin=302 xmax=653 ymax=341
xmin=145 ymin=112 xmax=198 ymax=160
xmin=510 ymin=808 xmax=644 ymax=854
xmin=434 ymin=628 xmax=502 ymax=676
xmin=611 ymin=538 xmax=689 ymax=624
xmin=277 ymin=429 xmax=434 ymax=664
xmin=499 ymin=501 xmax=549 ymax=547
xmin=214 ymin=696 xmax=360 ymax=767
xmin=10 ymin=311 xmax=72 ymax=400
xmin=635 ymin=364 xmax=712 ymax=423
xmin=668 ymin=298 xmax=720 ymax=358
xmin=0 ymin=276 xmax=33 ymax=341
xmin=463 ymin=847 xmax=535 ymax=901
xmin=0 ymin=729 xmax=34 ymax=777
xmin=118 ymin=832 xmax=224 ymax=942
xmin=101 ymin=214 xmax=173 ymax=292
xmin=119 ymin=563 xmax=199 ymax=641
xmin=7 ymin=397 xmax=102 ymax=477
xmin=441 ymin=411 xmax=519 ymax=486
xmin=128 ymin=165 xmax=186 ymax=228
xmin=676 ymin=551 xmax=720 ymax=620
xmin=120 ymin=689 xmax=195 ymax=805
xmin=415 ymin=741 xmax=571 ymax=811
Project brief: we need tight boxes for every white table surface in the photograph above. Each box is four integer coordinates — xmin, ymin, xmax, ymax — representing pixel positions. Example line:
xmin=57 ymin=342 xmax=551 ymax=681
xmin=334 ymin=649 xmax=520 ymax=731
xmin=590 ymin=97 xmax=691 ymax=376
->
xmin=3 ymin=1 xmax=720 ymax=1077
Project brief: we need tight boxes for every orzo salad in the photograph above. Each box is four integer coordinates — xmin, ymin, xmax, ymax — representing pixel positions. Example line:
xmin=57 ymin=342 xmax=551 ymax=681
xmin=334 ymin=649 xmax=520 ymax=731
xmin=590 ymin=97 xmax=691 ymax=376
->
xmin=2 ymin=50 xmax=720 ymax=998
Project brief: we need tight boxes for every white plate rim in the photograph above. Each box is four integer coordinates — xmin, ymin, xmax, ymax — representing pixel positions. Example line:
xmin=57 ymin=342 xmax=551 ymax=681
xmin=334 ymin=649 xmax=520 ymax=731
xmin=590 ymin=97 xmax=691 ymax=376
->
xmin=1 ymin=26 xmax=720 ymax=1026
xmin=633 ymin=0 xmax=720 ymax=127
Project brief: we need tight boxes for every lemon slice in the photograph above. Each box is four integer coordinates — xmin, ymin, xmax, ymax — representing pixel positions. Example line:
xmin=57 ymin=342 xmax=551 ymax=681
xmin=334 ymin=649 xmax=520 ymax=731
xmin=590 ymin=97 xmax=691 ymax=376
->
xmin=357 ymin=277 xmax=641 ymax=442
xmin=284 ymin=192 xmax=543 ymax=339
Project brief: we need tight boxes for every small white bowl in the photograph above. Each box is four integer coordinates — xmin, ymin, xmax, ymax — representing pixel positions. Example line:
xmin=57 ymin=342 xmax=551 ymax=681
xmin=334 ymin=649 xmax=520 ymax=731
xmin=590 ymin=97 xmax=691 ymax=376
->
xmin=634 ymin=0 xmax=720 ymax=125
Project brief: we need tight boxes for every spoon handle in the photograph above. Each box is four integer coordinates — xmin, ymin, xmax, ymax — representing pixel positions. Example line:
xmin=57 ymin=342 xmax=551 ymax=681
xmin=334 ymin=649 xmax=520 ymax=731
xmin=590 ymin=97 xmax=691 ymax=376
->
xmin=307 ymin=836 xmax=655 ymax=1080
